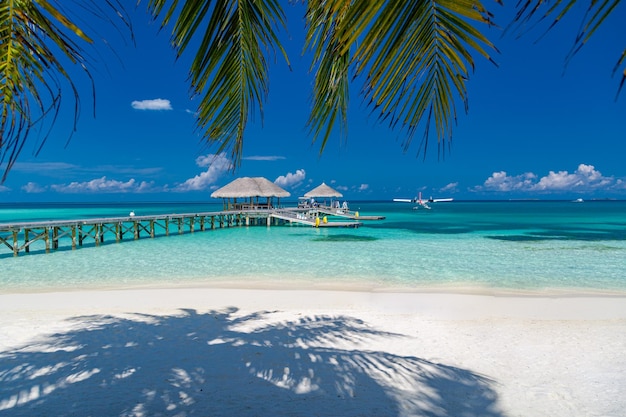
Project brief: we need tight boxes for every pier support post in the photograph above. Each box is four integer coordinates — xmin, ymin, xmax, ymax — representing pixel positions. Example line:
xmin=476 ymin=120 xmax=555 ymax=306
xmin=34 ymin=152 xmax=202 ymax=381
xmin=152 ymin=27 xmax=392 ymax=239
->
xmin=13 ymin=231 xmax=18 ymax=257
xmin=25 ymin=229 xmax=30 ymax=253
xmin=72 ymin=227 xmax=77 ymax=249
xmin=53 ymin=227 xmax=59 ymax=249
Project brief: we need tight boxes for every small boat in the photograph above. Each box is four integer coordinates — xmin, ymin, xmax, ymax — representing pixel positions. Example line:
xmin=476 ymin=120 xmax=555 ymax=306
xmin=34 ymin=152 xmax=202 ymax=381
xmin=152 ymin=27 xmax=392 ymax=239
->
xmin=572 ymin=198 xmax=584 ymax=203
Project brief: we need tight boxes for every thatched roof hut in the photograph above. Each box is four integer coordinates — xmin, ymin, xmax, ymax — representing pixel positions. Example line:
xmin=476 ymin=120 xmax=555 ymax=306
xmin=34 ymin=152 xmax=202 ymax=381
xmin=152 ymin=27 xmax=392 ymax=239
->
xmin=301 ymin=182 xmax=344 ymax=208
xmin=303 ymin=182 xmax=343 ymax=198
xmin=211 ymin=177 xmax=290 ymax=210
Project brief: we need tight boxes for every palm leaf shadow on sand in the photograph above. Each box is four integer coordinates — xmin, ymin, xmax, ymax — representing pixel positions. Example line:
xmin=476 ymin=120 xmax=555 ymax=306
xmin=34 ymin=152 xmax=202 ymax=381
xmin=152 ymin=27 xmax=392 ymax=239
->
xmin=0 ymin=308 xmax=503 ymax=416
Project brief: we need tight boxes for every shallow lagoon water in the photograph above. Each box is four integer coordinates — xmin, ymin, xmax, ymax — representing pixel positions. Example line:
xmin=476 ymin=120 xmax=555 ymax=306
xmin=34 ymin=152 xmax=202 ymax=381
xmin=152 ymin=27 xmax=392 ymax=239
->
xmin=1 ymin=201 xmax=625 ymax=293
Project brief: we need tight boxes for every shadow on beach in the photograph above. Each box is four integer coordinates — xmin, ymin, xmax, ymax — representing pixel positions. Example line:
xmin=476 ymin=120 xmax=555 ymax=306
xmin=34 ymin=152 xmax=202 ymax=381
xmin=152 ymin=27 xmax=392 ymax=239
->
xmin=0 ymin=308 xmax=503 ymax=417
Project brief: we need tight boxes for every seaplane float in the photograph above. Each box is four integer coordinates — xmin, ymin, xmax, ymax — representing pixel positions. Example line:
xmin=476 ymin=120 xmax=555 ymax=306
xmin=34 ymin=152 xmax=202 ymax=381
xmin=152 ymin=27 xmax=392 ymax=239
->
xmin=393 ymin=192 xmax=453 ymax=210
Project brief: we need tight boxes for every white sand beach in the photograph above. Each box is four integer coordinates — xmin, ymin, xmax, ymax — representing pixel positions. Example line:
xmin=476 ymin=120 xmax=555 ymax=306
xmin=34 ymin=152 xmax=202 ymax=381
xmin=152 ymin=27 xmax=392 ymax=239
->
xmin=1 ymin=287 xmax=625 ymax=417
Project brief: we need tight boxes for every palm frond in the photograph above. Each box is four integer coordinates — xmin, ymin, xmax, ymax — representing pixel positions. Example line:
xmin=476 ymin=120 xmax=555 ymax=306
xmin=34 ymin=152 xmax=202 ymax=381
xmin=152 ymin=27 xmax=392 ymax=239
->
xmin=0 ymin=0 xmax=130 ymax=183
xmin=305 ymin=0 xmax=497 ymax=157
xmin=304 ymin=0 xmax=354 ymax=154
xmin=508 ymin=0 xmax=624 ymax=99
xmin=147 ymin=0 xmax=289 ymax=168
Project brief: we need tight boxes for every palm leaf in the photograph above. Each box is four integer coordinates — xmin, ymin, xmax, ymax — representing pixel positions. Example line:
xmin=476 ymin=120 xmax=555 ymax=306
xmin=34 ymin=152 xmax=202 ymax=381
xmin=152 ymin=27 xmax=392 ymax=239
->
xmin=146 ymin=0 xmax=289 ymax=168
xmin=508 ymin=0 xmax=624 ymax=98
xmin=0 ymin=0 xmax=131 ymax=183
xmin=303 ymin=0 xmax=353 ymax=153
xmin=305 ymin=0 xmax=497 ymax=157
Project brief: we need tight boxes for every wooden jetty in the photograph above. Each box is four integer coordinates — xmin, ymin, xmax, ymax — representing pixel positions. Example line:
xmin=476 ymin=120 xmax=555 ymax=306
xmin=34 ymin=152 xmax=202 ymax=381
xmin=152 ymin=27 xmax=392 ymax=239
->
xmin=0 ymin=207 xmax=373 ymax=257
xmin=315 ymin=205 xmax=386 ymax=221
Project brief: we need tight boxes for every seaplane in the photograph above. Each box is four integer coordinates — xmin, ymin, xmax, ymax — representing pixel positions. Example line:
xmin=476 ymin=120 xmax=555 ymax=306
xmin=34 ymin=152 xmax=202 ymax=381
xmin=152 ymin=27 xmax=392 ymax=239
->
xmin=393 ymin=192 xmax=453 ymax=210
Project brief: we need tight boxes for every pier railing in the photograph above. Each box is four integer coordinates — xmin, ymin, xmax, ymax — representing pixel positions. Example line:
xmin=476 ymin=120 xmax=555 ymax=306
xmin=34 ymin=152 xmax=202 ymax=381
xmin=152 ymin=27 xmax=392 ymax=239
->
xmin=0 ymin=211 xmax=260 ymax=257
xmin=0 ymin=207 xmax=369 ymax=257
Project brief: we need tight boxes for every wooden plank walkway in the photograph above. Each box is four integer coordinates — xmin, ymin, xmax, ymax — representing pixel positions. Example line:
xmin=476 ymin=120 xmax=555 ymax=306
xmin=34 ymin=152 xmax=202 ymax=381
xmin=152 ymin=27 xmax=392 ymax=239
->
xmin=315 ymin=206 xmax=386 ymax=220
xmin=270 ymin=209 xmax=363 ymax=228
xmin=0 ymin=207 xmax=369 ymax=257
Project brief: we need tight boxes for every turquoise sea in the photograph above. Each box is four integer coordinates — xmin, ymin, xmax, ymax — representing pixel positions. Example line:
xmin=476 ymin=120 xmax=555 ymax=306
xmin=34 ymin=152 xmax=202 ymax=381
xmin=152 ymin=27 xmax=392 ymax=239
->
xmin=1 ymin=200 xmax=625 ymax=294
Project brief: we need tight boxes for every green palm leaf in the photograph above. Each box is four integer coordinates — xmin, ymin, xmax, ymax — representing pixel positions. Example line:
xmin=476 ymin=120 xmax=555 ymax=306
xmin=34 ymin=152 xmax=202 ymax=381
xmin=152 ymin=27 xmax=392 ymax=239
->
xmin=508 ymin=0 xmax=624 ymax=99
xmin=0 ymin=0 xmax=131 ymax=182
xmin=305 ymin=0 xmax=497 ymax=156
xmin=146 ymin=0 xmax=290 ymax=168
xmin=304 ymin=0 xmax=353 ymax=154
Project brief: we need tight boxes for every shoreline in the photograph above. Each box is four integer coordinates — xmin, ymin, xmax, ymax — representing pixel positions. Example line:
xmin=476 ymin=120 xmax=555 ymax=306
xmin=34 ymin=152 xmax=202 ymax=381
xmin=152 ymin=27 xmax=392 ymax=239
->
xmin=2 ymin=286 xmax=625 ymax=416
xmin=4 ymin=276 xmax=626 ymax=297
xmin=2 ymin=286 xmax=626 ymax=319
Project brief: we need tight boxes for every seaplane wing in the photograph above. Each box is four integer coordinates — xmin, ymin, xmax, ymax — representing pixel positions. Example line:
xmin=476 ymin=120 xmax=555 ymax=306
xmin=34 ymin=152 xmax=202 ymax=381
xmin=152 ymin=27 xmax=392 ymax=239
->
xmin=393 ymin=198 xmax=414 ymax=203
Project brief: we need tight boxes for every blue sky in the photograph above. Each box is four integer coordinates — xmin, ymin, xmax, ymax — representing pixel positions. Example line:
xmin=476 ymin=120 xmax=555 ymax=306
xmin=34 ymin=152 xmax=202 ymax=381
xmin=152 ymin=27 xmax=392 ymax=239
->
xmin=1 ymin=2 xmax=625 ymax=202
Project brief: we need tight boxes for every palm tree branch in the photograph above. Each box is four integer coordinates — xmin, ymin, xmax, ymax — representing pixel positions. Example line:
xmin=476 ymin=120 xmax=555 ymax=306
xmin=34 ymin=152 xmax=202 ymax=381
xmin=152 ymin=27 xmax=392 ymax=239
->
xmin=1 ymin=1 xmax=83 ymax=180
xmin=353 ymin=0 xmax=497 ymax=156
xmin=0 ymin=0 xmax=130 ymax=182
xmin=509 ymin=0 xmax=624 ymax=97
xmin=304 ymin=0 xmax=353 ymax=153
xmin=148 ymin=0 xmax=289 ymax=167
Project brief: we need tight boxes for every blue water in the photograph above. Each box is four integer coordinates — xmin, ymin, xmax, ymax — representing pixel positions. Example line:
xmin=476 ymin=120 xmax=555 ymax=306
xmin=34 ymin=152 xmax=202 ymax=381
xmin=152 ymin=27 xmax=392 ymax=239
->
xmin=1 ymin=200 xmax=625 ymax=294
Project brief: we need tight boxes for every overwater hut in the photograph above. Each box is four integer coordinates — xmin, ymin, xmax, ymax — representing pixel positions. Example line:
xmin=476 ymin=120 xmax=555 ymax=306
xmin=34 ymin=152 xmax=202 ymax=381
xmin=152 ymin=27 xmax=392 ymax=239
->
xmin=211 ymin=177 xmax=290 ymax=210
xmin=303 ymin=182 xmax=344 ymax=208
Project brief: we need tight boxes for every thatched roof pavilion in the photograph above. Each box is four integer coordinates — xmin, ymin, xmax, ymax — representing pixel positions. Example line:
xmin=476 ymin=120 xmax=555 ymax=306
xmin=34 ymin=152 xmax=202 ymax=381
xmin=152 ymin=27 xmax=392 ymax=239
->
xmin=211 ymin=177 xmax=290 ymax=210
xmin=304 ymin=182 xmax=343 ymax=198
xmin=302 ymin=182 xmax=344 ymax=208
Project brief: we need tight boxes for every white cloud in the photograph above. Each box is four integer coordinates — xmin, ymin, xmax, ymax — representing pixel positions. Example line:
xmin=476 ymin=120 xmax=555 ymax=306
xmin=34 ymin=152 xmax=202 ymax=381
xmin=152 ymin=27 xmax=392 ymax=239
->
xmin=274 ymin=169 xmax=306 ymax=188
xmin=22 ymin=182 xmax=46 ymax=193
xmin=478 ymin=171 xmax=537 ymax=192
xmin=13 ymin=162 xmax=78 ymax=173
xmin=477 ymin=164 xmax=617 ymax=193
xmin=334 ymin=183 xmax=367 ymax=193
xmin=176 ymin=153 xmax=232 ymax=191
xmin=532 ymin=164 xmax=612 ymax=191
xmin=440 ymin=182 xmax=458 ymax=193
xmin=51 ymin=177 xmax=155 ymax=193
xmin=244 ymin=155 xmax=286 ymax=161
xmin=11 ymin=161 xmax=162 ymax=178
xmin=131 ymin=98 xmax=173 ymax=110
xmin=91 ymin=165 xmax=163 ymax=176
xmin=0 ymin=184 xmax=10 ymax=192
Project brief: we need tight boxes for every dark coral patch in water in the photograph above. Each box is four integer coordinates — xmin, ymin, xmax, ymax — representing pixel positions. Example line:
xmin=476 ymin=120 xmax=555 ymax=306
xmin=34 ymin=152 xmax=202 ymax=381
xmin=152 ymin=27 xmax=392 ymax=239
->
xmin=487 ymin=229 xmax=626 ymax=242
xmin=311 ymin=234 xmax=378 ymax=242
